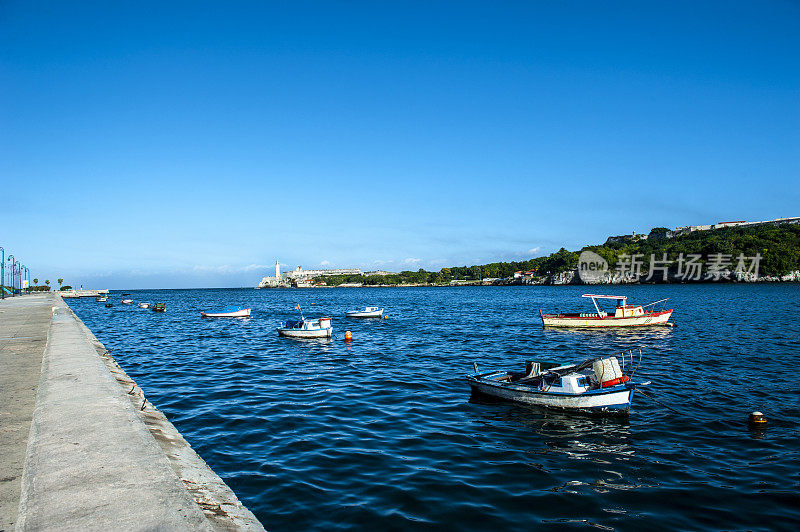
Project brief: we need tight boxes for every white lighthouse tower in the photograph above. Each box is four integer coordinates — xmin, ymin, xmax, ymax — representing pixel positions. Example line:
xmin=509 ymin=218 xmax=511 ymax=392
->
xmin=275 ymin=260 xmax=281 ymax=280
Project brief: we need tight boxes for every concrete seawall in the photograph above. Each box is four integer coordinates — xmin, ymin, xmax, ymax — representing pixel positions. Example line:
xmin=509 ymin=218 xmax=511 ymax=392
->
xmin=1 ymin=293 xmax=264 ymax=531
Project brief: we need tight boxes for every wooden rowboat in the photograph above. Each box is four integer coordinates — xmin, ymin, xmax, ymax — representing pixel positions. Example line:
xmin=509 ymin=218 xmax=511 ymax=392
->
xmin=200 ymin=306 xmax=251 ymax=318
xmin=466 ymin=349 xmax=649 ymax=415
xmin=346 ymin=306 xmax=384 ymax=318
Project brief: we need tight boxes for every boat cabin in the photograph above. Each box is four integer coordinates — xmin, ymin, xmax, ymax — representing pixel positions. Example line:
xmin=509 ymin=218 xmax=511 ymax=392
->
xmin=282 ymin=317 xmax=331 ymax=330
xmin=581 ymin=294 xmax=646 ymax=318
xmin=536 ymin=370 xmax=594 ymax=394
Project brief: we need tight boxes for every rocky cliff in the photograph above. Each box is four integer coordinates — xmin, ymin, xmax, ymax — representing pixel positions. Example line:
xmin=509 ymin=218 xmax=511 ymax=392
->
xmin=523 ymin=269 xmax=800 ymax=285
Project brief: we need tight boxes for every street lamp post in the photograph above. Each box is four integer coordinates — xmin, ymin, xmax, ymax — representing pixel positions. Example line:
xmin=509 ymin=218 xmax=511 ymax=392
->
xmin=25 ymin=266 xmax=30 ymax=294
xmin=0 ymin=246 xmax=4 ymax=300
xmin=7 ymin=255 xmax=15 ymax=297
xmin=10 ymin=259 xmax=20 ymax=296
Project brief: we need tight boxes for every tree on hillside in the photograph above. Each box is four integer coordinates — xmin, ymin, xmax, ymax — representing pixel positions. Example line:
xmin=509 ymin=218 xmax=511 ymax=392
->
xmin=470 ymin=266 xmax=482 ymax=280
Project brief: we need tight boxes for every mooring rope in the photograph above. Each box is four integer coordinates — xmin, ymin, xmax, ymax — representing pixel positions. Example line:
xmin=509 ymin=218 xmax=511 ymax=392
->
xmin=635 ymin=388 xmax=691 ymax=417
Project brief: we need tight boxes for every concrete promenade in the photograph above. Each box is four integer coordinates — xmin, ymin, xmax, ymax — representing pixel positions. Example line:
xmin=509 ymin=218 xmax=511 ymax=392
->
xmin=1 ymin=295 xmax=52 ymax=531
xmin=1 ymin=294 xmax=264 ymax=531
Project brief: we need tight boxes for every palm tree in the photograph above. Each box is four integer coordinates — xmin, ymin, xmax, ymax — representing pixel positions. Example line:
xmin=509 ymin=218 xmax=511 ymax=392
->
xmin=33 ymin=278 xmax=39 ymax=286
xmin=45 ymin=280 xmax=50 ymax=287
xmin=58 ymin=278 xmax=64 ymax=288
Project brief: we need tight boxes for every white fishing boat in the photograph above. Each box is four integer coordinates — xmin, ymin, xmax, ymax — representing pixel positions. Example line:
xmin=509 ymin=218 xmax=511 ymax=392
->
xmin=138 ymin=302 xmax=150 ymax=309
xmin=346 ymin=306 xmax=384 ymax=318
xmin=540 ymin=294 xmax=673 ymax=328
xmin=121 ymin=299 xmax=134 ymax=304
xmin=96 ymin=296 xmax=108 ymax=302
xmin=466 ymin=350 xmax=648 ymax=415
xmin=277 ymin=317 xmax=333 ymax=338
xmin=200 ymin=306 xmax=251 ymax=318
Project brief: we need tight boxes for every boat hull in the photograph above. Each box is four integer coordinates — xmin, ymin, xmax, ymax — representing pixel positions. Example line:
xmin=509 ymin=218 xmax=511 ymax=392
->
xmin=346 ymin=310 xmax=384 ymax=318
xmin=466 ymin=374 xmax=633 ymax=414
xmin=277 ymin=328 xmax=332 ymax=338
xmin=541 ymin=310 xmax=673 ymax=328
xmin=201 ymin=309 xmax=251 ymax=318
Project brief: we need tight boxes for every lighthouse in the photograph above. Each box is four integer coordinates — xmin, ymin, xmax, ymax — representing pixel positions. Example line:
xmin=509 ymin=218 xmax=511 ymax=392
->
xmin=275 ymin=260 xmax=281 ymax=280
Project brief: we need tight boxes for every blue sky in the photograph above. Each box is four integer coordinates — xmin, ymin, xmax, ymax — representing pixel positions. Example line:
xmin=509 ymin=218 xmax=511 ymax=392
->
xmin=2 ymin=1 xmax=798 ymax=289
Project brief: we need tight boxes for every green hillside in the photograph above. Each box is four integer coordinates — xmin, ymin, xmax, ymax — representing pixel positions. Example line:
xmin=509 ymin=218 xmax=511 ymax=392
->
xmin=317 ymin=223 xmax=800 ymax=286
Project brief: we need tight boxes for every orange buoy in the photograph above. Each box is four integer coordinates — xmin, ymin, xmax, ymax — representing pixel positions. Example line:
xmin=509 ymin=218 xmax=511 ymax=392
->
xmin=383 ymin=315 xmax=388 ymax=319
xmin=344 ymin=330 xmax=353 ymax=341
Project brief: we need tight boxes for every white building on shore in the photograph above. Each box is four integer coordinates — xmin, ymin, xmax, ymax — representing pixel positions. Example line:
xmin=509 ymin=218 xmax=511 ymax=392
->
xmin=675 ymin=216 xmax=800 ymax=235
xmin=257 ymin=261 xmax=365 ymax=288
xmin=257 ymin=260 xmax=288 ymax=288
xmin=285 ymin=266 xmax=363 ymax=280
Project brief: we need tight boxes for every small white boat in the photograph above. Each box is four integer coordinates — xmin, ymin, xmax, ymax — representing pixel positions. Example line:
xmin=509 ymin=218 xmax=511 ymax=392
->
xmin=277 ymin=317 xmax=333 ymax=338
xmin=540 ymin=294 xmax=673 ymax=328
xmin=200 ymin=306 xmax=251 ymax=318
xmin=466 ymin=350 xmax=648 ymax=415
xmin=121 ymin=299 xmax=134 ymax=304
xmin=96 ymin=296 xmax=108 ymax=302
xmin=138 ymin=302 xmax=150 ymax=309
xmin=346 ymin=306 xmax=384 ymax=318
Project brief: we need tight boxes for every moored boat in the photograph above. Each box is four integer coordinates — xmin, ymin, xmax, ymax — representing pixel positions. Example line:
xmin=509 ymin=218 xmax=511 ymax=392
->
xmin=96 ymin=296 xmax=108 ymax=302
xmin=121 ymin=299 xmax=134 ymax=304
xmin=540 ymin=294 xmax=673 ymax=328
xmin=201 ymin=306 xmax=251 ymax=318
xmin=345 ymin=306 xmax=384 ymax=318
xmin=152 ymin=302 xmax=166 ymax=312
xmin=277 ymin=317 xmax=333 ymax=338
xmin=466 ymin=350 xmax=648 ymax=415
xmin=138 ymin=302 xmax=150 ymax=309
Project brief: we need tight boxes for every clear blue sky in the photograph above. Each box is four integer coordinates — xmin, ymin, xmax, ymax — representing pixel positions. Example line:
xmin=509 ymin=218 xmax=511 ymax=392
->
xmin=2 ymin=1 xmax=798 ymax=289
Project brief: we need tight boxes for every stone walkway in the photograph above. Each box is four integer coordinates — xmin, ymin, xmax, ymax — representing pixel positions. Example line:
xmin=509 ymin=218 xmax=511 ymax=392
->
xmin=1 ymin=294 xmax=264 ymax=531
xmin=0 ymin=294 xmax=53 ymax=531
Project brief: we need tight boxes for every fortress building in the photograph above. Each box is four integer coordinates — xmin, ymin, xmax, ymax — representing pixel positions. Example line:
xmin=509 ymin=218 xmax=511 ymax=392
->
xmin=257 ymin=260 xmax=363 ymax=288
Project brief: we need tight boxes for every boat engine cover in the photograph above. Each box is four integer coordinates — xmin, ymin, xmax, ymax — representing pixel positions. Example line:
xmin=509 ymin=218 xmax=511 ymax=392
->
xmin=593 ymin=357 xmax=623 ymax=383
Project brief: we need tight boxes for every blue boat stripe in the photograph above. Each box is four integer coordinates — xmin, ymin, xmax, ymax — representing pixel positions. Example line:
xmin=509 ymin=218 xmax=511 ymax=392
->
xmin=465 ymin=375 xmax=632 ymax=397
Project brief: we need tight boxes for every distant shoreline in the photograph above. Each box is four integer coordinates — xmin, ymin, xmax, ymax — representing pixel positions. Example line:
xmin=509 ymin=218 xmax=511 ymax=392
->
xmin=257 ymin=275 xmax=800 ymax=289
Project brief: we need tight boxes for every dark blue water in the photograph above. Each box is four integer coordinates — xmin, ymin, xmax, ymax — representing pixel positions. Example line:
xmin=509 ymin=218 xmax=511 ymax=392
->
xmin=68 ymin=285 xmax=800 ymax=531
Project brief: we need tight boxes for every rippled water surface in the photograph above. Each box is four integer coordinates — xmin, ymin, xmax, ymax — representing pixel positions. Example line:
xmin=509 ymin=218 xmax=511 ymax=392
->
xmin=68 ymin=285 xmax=800 ymax=531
